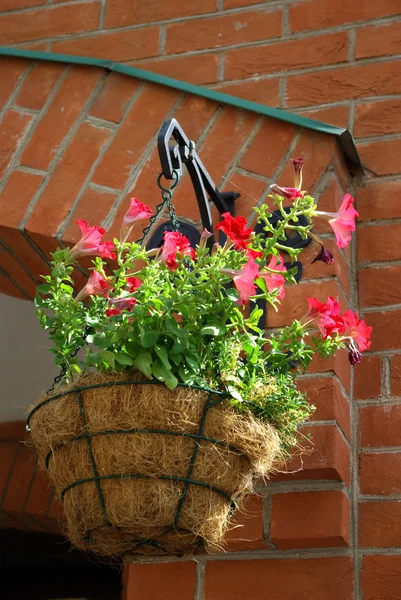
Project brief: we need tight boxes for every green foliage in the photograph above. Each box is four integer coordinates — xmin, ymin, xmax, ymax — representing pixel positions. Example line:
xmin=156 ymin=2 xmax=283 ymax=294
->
xmin=35 ymin=192 xmax=344 ymax=450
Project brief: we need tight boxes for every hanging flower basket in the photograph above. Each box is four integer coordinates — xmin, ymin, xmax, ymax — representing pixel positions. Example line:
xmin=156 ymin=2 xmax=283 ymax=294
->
xmin=29 ymin=145 xmax=370 ymax=557
xmin=28 ymin=372 xmax=279 ymax=556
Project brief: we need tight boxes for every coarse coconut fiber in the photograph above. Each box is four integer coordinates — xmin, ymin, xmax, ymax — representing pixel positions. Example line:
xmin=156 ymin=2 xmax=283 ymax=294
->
xmin=28 ymin=371 xmax=281 ymax=557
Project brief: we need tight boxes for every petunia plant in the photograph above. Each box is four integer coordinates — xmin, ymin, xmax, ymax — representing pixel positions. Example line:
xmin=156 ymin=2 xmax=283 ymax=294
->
xmin=35 ymin=158 xmax=370 ymax=448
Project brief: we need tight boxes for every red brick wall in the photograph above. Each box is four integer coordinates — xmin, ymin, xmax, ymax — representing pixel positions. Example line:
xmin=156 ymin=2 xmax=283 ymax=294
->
xmin=0 ymin=0 xmax=400 ymax=598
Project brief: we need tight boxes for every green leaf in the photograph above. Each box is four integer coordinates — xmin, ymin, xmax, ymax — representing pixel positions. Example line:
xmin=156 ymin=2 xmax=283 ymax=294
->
xmin=115 ymin=353 xmax=134 ymax=366
xmin=152 ymin=359 xmax=178 ymax=389
xmin=178 ymin=364 xmax=195 ymax=385
xmin=201 ymin=322 xmax=226 ymax=336
xmin=133 ymin=351 xmax=153 ymax=378
xmin=99 ymin=350 xmax=115 ymax=369
xmin=36 ymin=284 xmax=51 ymax=294
xmin=225 ymin=288 xmax=238 ymax=302
xmin=227 ymin=386 xmax=243 ymax=402
xmin=255 ymin=277 xmax=267 ymax=293
xmin=155 ymin=344 xmax=171 ymax=370
xmin=34 ymin=294 xmax=44 ymax=307
xmin=140 ymin=328 xmax=159 ymax=348
xmin=166 ymin=319 xmax=188 ymax=338
xmin=171 ymin=354 xmax=183 ymax=366
xmin=185 ymin=355 xmax=199 ymax=372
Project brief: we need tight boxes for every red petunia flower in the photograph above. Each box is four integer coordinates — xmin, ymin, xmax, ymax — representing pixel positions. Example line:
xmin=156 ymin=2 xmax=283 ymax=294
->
xmin=160 ymin=231 xmax=196 ymax=271
xmin=306 ymin=296 xmax=343 ymax=338
xmin=216 ymin=212 xmax=253 ymax=250
xmin=314 ymin=194 xmax=358 ymax=249
xmin=71 ymin=220 xmax=116 ymax=260
xmin=75 ymin=271 xmax=113 ymax=303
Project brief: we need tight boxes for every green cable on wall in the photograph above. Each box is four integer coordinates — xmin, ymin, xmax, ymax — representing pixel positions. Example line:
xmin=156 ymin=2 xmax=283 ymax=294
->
xmin=0 ymin=46 xmax=362 ymax=170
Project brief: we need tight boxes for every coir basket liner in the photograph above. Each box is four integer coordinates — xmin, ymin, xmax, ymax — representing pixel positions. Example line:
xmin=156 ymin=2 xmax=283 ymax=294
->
xmin=28 ymin=372 xmax=281 ymax=557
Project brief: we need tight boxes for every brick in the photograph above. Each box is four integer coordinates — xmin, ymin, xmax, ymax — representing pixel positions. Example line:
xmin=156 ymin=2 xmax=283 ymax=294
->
xmin=354 ymin=355 xmax=382 ymax=400
xmin=26 ymin=122 xmax=111 ymax=238
xmin=126 ymin=562 xmax=196 ymax=600
xmin=363 ymin=310 xmax=401 ymax=352
xmin=0 ymin=2 xmax=100 ymax=44
xmin=226 ymin=32 xmax=348 ymax=80
xmin=300 ymin=105 xmax=350 ymax=129
xmin=0 ymin=170 xmax=43 ymax=229
xmin=355 ymin=99 xmax=401 ymax=138
xmin=166 ymin=8 xmax=282 ymax=54
xmin=361 ymin=403 xmax=401 ymax=447
xmin=302 ymin=238 xmax=351 ymax=298
xmin=287 ymin=61 xmax=401 ymax=107
xmin=21 ymin=66 xmax=102 ymax=170
xmin=0 ymin=227 xmax=48 ymax=288
xmin=0 ymin=248 xmax=36 ymax=298
xmin=213 ymin=77 xmax=280 ymax=106
xmin=360 ymin=452 xmax=401 ymax=495
xmin=15 ymin=61 xmax=64 ymax=111
xmin=0 ymin=268 xmax=27 ymax=299
xmin=52 ymin=27 xmax=160 ymax=62
xmin=274 ymin=424 xmax=350 ymax=485
xmin=0 ymin=442 xmax=18 ymax=501
xmin=271 ymin=490 xmax=350 ymax=549
xmin=358 ymin=223 xmax=401 ymax=264
xmin=224 ymin=0 xmax=264 ymax=6
xmin=105 ymin=0 xmax=217 ymax=27
xmin=268 ymin=279 xmax=348 ymax=328
xmin=0 ymin=421 xmax=26 ymax=442
xmin=308 ymin=351 xmax=351 ymax=395
xmin=0 ymin=0 xmax=45 ymax=8
xmin=359 ymin=501 xmax=401 ymax=547
xmin=1 ymin=445 xmax=35 ymax=513
xmin=135 ymin=53 xmax=219 ymax=85
xmin=359 ymin=265 xmax=401 ymax=307
xmin=362 ymin=555 xmax=401 ymax=600
xmin=356 ymin=181 xmax=401 ymax=221
xmin=297 ymin=377 xmax=350 ymax=439
xmin=89 ymin=73 xmax=141 ymax=124
xmin=356 ymin=21 xmax=401 ymax=60
xmin=278 ymin=129 xmax=337 ymax=193
xmin=205 ymin=557 xmax=354 ymax=599
xmin=224 ymin=494 xmax=267 ymax=551
xmin=63 ymin=187 xmax=117 ymax=245
xmin=0 ymin=110 xmax=32 ymax=179
xmin=222 ymin=172 xmax=266 ymax=217
xmin=240 ymin=117 xmax=295 ymax=177
xmin=392 ymin=354 xmax=401 ymax=395
xmin=290 ymin=0 xmax=401 ymax=32
xmin=0 ymin=57 xmax=29 ymax=110
xmin=93 ymin=84 xmax=179 ymax=189
xmin=358 ymin=138 xmax=401 ymax=176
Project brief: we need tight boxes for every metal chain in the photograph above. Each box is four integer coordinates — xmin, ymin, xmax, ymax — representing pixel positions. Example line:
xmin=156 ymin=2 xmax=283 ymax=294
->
xmin=137 ymin=169 xmax=181 ymax=244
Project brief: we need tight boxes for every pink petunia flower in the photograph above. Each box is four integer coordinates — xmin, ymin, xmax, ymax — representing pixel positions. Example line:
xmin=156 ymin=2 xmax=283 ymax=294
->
xmin=71 ymin=220 xmax=116 ymax=260
xmin=105 ymin=297 xmax=137 ymax=317
xmin=290 ymin=157 xmax=305 ymax=190
xmin=123 ymin=198 xmax=153 ymax=227
xmin=160 ymin=231 xmax=196 ymax=271
xmin=269 ymin=184 xmax=304 ymax=200
xmin=75 ymin=271 xmax=113 ymax=303
xmin=340 ymin=310 xmax=372 ymax=352
xmin=233 ymin=255 xmax=260 ymax=306
xmin=305 ymin=296 xmax=343 ymax=338
xmin=261 ymin=255 xmax=287 ymax=300
xmin=314 ymin=194 xmax=358 ymax=249
xmin=126 ymin=277 xmax=142 ymax=293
